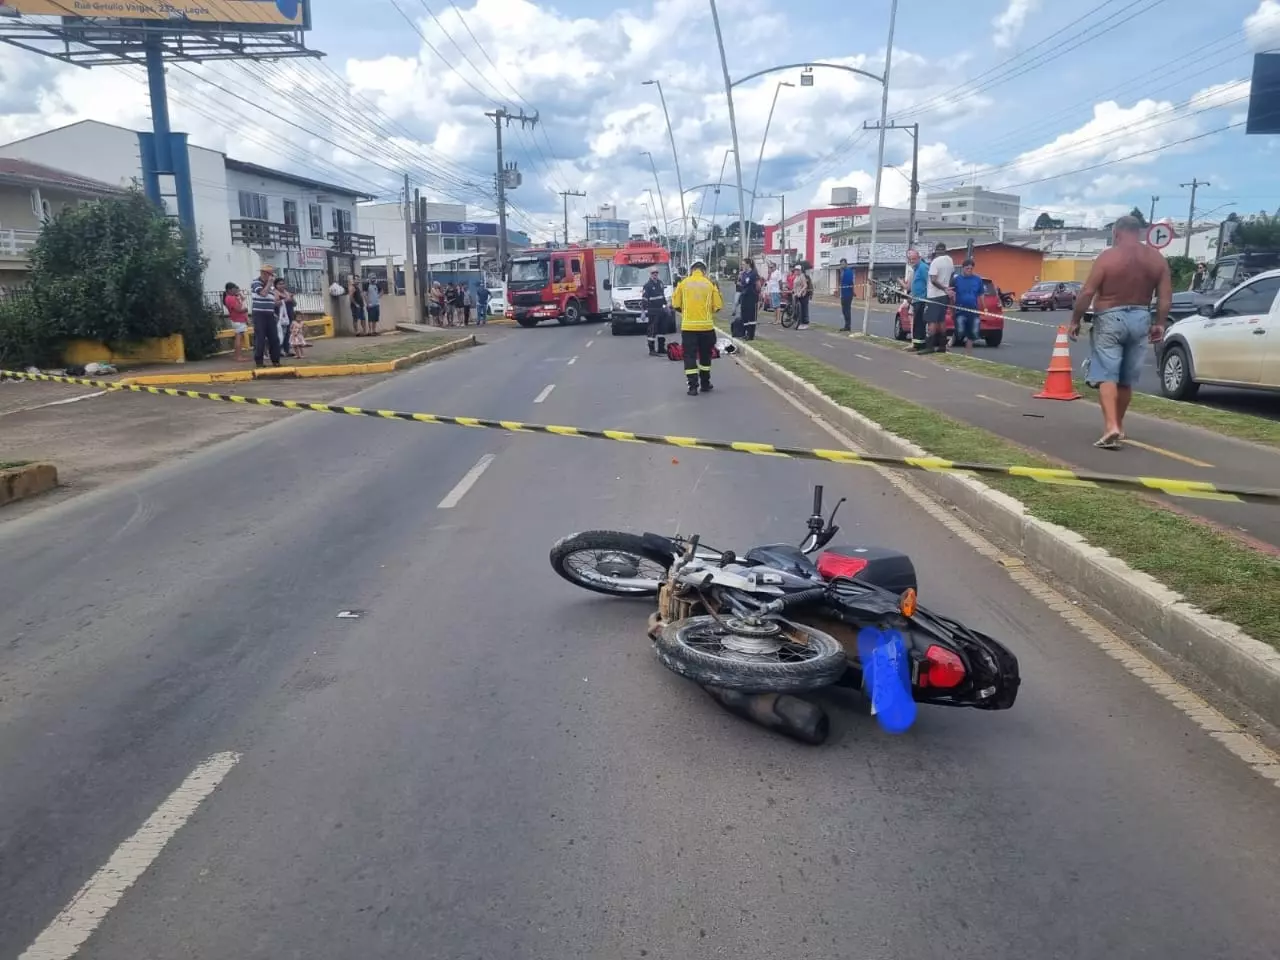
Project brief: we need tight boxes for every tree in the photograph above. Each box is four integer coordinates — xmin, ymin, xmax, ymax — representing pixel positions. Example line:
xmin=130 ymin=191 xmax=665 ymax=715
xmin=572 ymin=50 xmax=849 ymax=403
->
xmin=1128 ymin=206 xmax=1147 ymax=227
xmin=1227 ymin=213 xmax=1280 ymax=250
xmin=1033 ymin=212 xmax=1064 ymax=230
xmin=19 ymin=190 xmax=219 ymax=361
xmin=1165 ymin=255 xmax=1198 ymax=293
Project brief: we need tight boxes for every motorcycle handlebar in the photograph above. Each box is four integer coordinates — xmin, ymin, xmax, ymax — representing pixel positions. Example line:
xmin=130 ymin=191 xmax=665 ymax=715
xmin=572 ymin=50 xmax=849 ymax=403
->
xmin=812 ymin=485 xmax=824 ymax=517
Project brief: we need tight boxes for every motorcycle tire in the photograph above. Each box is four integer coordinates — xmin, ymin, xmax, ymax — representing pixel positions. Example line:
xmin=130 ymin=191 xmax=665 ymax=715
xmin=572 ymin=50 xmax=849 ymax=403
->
xmin=549 ymin=531 xmax=673 ymax=598
xmin=654 ymin=616 xmax=847 ymax=694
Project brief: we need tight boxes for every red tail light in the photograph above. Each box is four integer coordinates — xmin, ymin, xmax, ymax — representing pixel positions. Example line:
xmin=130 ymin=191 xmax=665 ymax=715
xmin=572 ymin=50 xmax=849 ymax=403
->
xmin=919 ymin=645 xmax=966 ymax=689
xmin=817 ymin=552 xmax=869 ymax=580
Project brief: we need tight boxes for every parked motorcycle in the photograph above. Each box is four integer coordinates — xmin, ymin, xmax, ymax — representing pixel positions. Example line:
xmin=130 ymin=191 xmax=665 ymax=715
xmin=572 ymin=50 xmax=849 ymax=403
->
xmin=999 ymin=289 xmax=1015 ymax=308
xmin=550 ymin=486 xmax=1020 ymax=743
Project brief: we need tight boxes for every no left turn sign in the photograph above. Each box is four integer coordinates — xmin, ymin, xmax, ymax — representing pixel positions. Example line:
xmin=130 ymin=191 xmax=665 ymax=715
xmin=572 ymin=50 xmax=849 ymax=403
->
xmin=1147 ymin=223 xmax=1174 ymax=249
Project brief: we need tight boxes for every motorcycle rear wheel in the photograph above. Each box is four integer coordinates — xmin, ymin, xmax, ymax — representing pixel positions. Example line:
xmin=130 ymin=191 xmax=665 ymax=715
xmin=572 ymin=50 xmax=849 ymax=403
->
xmin=550 ymin=531 xmax=673 ymax=597
xmin=655 ymin=616 xmax=847 ymax=693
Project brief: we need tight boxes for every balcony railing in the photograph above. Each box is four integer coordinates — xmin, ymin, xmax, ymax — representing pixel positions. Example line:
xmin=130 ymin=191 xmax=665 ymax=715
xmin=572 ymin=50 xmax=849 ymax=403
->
xmin=230 ymin=219 xmax=301 ymax=250
xmin=327 ymin=231 xmax=377 ymax=258
xmin=0 ymin=228 xmax=40 ymax=260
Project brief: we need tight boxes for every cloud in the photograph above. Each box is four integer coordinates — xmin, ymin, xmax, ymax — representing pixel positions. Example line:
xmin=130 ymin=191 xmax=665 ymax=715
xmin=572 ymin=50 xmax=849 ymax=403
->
xmin=1245 ymin=0 xmax=1280 ymax=51
xmin=992 ymin=0 xmax=1042 ymax=49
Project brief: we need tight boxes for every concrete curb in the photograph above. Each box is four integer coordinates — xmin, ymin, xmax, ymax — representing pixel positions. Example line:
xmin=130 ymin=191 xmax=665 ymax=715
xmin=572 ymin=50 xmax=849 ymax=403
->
xmin=734 ymin=340 xmax=1280 ymax=726
xmin=118 ymin=336 xmax=476 ymax=387
xmin=0 ymin=462 xmax=58 ymax=508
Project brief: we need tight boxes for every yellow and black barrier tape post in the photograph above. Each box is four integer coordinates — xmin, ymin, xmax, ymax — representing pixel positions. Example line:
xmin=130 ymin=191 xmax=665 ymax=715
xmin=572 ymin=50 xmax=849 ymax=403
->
xmin=5 ymin=369 xmax=1280 ymax=506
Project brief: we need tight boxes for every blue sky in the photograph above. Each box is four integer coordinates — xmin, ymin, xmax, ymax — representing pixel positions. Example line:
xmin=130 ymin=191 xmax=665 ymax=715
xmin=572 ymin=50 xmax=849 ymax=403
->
xmin=0 ymin=0 xmax=1276 ymax=237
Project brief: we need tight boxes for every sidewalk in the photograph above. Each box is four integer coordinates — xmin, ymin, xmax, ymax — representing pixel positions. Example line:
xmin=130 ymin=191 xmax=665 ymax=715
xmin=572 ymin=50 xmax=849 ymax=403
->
xmin=773 ymin=327 xmax=1280 ymax=553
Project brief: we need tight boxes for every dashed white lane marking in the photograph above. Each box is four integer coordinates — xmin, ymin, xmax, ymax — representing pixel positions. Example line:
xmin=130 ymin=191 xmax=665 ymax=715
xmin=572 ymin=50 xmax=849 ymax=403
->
xmin=743 ymin=359 xmax=1280 ymax=789
xmin=901 ymin=369 xmax=927 ymax=379
xmin=567 ymin=356 xmax=578 ymax=366
xmin=437 ymin=454 xmax=496 ymax=510
xmin=855 ymin=354 xmax=873 ymax=361
xmin=533 ymin=384 xmax=556 ymax=403
xmin=4 ymin=390 xmax=108 ymax=417
xmin=19 ymin=751 xmax=241 ymax=960
xmin=585 ymin=340 xmax=594 ymax=348
xmin=822 ymin=343 xmax=834 ymax=350
xmin=976 ymin=393 xmax=1015 ymax=408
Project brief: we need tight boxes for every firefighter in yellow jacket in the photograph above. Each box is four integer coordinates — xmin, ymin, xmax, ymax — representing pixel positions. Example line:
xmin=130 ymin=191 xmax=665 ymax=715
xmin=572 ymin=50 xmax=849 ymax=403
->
xmin=671 ymin=259 xmax=724 ymax=396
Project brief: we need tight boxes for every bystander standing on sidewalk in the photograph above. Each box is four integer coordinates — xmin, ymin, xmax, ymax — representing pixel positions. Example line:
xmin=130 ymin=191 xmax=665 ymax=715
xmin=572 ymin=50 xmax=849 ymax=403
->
xmin=349 ymin=276 xmax=367 ymax=336
xmin=476 ymin=283 xmax=490 ymax=325
xmin=908 ymin=249 xmax=929 ymax=351
xmin=765 ymin=265 xmax=781 ymax=323
xmin=793 ymin=264 xmax=811 ymax=330
xmin=223 ymin=282 xmax=249 ymax=363
xmin=365 ymin=276 xmax=382 ymax=336
xmin=250 ymin=264 xmax=282 ymax=368
xmin=950 ymin=259 xmax=983 ymax=353
xmin=924 ymin=242 xmax=953 ymax=353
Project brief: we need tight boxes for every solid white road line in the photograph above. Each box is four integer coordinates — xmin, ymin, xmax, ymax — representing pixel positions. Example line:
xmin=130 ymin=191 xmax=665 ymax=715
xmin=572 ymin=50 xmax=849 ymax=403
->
xmin=567 ymin=356 xmax=578 ymax=365
xmin=437 ymin=454 xmax=496 ymax=510
xmin=19 ymin=751 xmax=241 ymax=960
xmin=533 ymin=384 xmax=556 ymax=403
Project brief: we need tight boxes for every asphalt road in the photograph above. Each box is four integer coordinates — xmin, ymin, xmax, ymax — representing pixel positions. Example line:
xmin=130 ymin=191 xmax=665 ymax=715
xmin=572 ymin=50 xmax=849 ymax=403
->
xmin=806 ymin=300 xmax=1280 ymax=421
xmin=2 ymin=323 xmax=1279 ymax=959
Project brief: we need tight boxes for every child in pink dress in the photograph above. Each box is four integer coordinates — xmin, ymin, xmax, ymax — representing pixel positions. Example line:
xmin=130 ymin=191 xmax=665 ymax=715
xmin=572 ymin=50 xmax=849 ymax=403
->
xmin=289 ymin=317 xmax=308 ymax=359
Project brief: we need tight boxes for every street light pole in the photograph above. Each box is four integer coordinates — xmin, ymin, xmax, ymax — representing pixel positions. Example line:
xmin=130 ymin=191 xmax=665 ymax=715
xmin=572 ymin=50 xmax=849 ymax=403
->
xmin=643 ymin=80 xmax=689 ymax=268
xmin=861 ymin=0 xmax=899 ymax=336
xmin=641 ymin=151 xmax=669 ymax=250
xmin=749 ymin=80 xmax=794 ymax=227
xmin=708 ymin=0 xmax=749 ymax=268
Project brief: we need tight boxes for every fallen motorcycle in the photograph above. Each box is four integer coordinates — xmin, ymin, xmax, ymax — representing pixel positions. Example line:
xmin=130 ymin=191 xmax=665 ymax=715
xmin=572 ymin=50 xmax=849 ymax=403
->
xmin=550 ymin=486 xmax=1020 ymax=743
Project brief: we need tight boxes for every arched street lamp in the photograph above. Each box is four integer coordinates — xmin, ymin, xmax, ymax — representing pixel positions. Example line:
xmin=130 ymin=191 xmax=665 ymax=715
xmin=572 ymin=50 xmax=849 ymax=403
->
xmin=748 ymin=81 xmax=794 ymax=227
xmin=708 ymin=0 xmax=900 ymax=334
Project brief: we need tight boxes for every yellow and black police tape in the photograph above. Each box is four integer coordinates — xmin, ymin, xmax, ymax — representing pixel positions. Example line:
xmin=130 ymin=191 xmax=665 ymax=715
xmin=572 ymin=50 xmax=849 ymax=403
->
xmin=4 ymin=369 xmax=1278 ymax=506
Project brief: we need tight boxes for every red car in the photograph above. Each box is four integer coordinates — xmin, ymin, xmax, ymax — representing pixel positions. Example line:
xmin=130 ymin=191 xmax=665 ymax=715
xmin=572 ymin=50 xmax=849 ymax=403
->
xmin=893 ymin=278 xmax=1005 ymax=347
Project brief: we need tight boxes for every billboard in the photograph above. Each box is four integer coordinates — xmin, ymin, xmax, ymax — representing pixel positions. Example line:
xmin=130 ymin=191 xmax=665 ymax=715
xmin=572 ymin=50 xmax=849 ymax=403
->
xmin=0 ymin=0 xmax=310 ymax=28
xmin=1247 ymin=54 xmax=1280 ymax=135
xmin=424 ymin=221 xmax=499 ymax=237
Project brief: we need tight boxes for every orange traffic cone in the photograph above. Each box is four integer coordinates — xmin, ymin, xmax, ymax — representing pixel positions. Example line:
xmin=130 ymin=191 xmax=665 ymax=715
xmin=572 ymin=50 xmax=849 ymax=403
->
xmin=1033 ymin=326 xmax=1082 ymax=401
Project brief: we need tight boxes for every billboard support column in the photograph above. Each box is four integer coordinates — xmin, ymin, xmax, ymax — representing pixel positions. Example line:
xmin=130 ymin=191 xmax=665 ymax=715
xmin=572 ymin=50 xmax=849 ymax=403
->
xmin=141 ymin=34 xmax=198 ymax=269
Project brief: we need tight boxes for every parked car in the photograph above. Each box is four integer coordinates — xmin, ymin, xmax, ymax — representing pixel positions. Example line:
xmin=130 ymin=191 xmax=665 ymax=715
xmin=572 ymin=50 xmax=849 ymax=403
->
xmin=893 ymin=278 xmax=1005 ymax=347
xmin=1018 ymin=281 xmax=1079 ymax=311
xmin=1157 ymin=268 xmax=1280 ymax=400
xmin=487 ymin=285 xmax=508 ymax=317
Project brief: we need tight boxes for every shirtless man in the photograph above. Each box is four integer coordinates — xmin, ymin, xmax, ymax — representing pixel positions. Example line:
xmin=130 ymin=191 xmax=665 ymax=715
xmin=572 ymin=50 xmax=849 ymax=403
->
xmin=1069 ymin=215 xmax=1172 ymax=449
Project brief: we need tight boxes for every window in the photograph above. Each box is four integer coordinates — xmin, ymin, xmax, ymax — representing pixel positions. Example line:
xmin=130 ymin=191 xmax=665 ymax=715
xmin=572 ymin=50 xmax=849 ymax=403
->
xmin=820 ymin=219 xmax=839 ymax=229
xmin=330 ymin=207 xmax=352 ymax=233
xmin=237 ymin=191 xmax=269 ymax=220
xmin=940 ymin=202 xmax=951 ymax=209
xmin=1215 ymin=276 xmax=1280 ymax=317
xmin=308 ymin=203 xmax=324 ymax=239
xmin=282 ymin=200 xmax=298 ymax=228
xmin=570 ymin=258 xmax=582 ymax=274
xmin=553 ymin=258 xmax=567 ymax=282
xmin=957 ymin=201 xmax=968 ymax=208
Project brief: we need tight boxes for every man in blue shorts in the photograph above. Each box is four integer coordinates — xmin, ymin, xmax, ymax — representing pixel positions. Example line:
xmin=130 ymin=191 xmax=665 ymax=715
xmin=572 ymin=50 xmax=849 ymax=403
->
xmin=1068 ymin=215 xmax=1171 ymax=449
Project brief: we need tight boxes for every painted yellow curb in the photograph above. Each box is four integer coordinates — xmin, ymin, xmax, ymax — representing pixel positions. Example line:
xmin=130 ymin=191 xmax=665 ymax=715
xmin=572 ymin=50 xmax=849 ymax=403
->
xmin=0 ymin=462 xmax=58 ymax=508
xmin=118 ymin=336 xmax=477 ymax=386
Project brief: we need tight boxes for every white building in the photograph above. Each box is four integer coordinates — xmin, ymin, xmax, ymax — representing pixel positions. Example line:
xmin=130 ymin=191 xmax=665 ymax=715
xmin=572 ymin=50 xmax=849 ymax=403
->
xmin=0 ymin=120 xmax=372 ymax=305
xmin=926 ymin=185 xmax=1021 ymax=230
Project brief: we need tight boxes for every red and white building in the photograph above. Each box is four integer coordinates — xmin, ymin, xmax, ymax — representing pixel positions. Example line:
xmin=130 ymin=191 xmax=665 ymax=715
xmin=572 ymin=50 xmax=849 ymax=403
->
xmin=762 ymin=204 xmax=869 ymax=269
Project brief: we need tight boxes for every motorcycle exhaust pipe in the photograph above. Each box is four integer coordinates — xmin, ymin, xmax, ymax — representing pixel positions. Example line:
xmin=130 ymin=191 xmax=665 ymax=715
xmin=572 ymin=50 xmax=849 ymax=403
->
xmin=701 ymin=684 xmax=830 ymax=745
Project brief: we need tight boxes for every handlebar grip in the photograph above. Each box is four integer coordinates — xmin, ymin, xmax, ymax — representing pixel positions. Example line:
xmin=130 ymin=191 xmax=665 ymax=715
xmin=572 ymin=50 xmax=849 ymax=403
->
xmin=812 ymin=485 xmax=824 ymax=516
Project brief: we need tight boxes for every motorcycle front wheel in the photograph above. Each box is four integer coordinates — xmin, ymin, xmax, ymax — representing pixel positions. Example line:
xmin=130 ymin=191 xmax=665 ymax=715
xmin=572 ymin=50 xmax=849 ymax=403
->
xmin=655 ymin=616 xmax=847 ymax=693
xmin=550 ymin=531 xmax=673 ymax=597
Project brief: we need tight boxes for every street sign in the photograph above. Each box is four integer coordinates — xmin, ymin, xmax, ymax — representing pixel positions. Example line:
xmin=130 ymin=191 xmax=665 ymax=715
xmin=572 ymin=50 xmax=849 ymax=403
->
xmin=1147 ymin=222 xmax=1175 ymax=249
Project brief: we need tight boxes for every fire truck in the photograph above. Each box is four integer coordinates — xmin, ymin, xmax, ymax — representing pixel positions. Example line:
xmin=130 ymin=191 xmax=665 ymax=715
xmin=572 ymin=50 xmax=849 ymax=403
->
xmin=506 ymin=245 xmax=616 ymax=327
xmin=608 ymin=240 xmax=673 ymax=336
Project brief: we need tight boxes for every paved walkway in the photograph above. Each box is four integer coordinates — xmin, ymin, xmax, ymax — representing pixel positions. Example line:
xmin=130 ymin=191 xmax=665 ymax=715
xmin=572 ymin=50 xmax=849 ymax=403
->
xmin=772 ymin=325 xmax=1280 ymax=552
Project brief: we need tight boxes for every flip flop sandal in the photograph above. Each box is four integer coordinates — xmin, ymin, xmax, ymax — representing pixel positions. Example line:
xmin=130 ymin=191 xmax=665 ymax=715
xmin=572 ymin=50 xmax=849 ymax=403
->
xmin=1094 ymin=434 xmax=1122 ymax=450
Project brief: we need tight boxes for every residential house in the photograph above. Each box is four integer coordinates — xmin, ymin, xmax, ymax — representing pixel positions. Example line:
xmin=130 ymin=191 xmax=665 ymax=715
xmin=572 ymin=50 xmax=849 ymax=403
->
xmin=0 ymin=120 xmax=375 ymax=311
xmin=0 ymin=158 xmax=125 ymax=291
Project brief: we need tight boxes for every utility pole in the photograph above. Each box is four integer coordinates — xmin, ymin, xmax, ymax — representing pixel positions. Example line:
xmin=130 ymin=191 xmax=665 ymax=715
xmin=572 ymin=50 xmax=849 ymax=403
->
xmin=559 ymin=189 xmax=586 ymax=247
xmin=403 ymin=174 xmax=423 ymax=324
xmin=1180 ymin=179 xmax=1208 ymax=257
xmin=1149 ymin=194 xmax=1159 ymax=225
xmin=485 ymin=107 xmax=538 ymax=273
xmin=864 ymin=120 xmax=919 ymax=248
xmin=415 ymin=192 xmax=431 ymax=302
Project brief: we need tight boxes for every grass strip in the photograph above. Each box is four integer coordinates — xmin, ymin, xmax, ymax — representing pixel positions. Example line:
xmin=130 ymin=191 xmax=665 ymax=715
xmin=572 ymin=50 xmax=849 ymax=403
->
xmin=0 ymin=461 xmax=32 ymax=470
xmin=854 ymin=331 xmax=1280 ymax=449
xmin=320 ymin=333 xmax=462 ymax=366
xmin=750 ymin=338 xmax=1280 ymax=647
